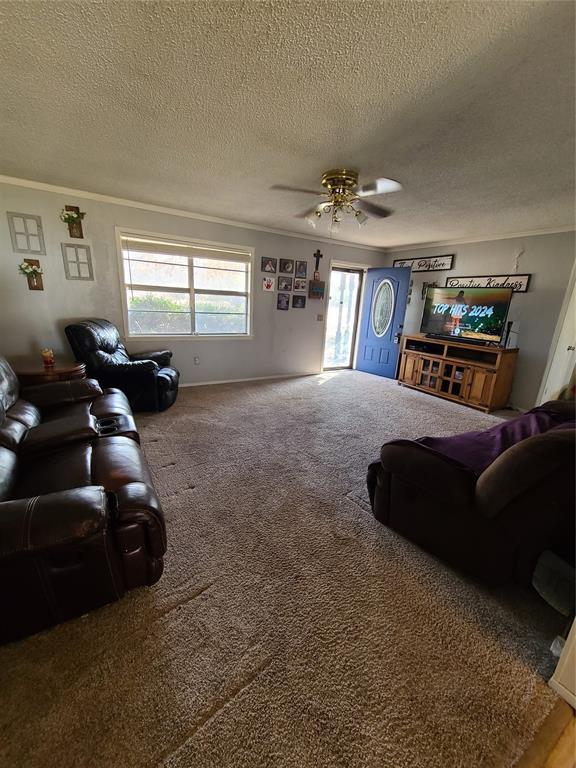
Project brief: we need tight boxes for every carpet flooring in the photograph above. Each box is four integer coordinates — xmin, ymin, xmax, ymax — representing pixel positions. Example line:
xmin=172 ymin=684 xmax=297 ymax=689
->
xmin=0 ymin=371 xmax=563 ymax=768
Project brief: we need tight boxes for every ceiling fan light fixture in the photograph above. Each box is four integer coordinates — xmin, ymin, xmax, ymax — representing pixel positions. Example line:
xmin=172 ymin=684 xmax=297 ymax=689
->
xmin=279 ymin=168 xmax=398 ymax=230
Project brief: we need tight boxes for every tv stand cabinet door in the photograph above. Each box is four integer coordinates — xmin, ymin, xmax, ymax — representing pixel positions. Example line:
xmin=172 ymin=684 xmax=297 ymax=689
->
xmin=465 ymin=367 xmax=496 ymax=408
xmin=400 ymin=353 xmax=420 ymax=385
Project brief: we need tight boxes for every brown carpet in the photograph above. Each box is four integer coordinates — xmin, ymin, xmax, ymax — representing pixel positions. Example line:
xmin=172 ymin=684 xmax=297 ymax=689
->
xmin=0 ymin=372 xmax=562 ymax=768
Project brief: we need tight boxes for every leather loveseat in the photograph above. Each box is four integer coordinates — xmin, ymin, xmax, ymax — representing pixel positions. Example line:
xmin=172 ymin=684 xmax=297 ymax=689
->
xmin=0 ymin=356 xmax=166 ymax=643
xmin=367 ymin=401 xmax=575 ymax=586
xmin=65 ymin=318 xmax=179 ymax=411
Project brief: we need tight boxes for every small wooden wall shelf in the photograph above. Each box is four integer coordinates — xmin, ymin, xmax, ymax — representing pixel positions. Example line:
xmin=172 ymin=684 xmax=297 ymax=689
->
xmin=398 ymin=334 xmax=518 ymax=412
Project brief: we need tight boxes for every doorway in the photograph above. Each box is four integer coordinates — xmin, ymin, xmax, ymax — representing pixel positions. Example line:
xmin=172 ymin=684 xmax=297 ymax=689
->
xmin=323 ymin=268 xmax=363 ymax=369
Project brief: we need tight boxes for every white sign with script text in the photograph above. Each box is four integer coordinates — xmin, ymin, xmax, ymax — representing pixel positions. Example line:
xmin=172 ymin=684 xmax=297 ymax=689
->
xmin=393 ymin=254 xmax=454 ymax=272
xmin=445 ymin=274 xmax=531 ymax=293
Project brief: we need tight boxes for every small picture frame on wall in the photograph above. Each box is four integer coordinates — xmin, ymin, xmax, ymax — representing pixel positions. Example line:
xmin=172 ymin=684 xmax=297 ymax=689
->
xmin=277 ymin=292 xmax=290 ymax=310
xmin=295 ymin=260 xmax=307 ymax=279
xmin=279 ymin=259 xmax=294 ymax=274
xmin=278 ymin=276 xmax=293 ymax=291
xmin=261 ymin=257 xmax=277 ymax=273
xmin=294 ymin=279 xmax=307 ymax=291
xmin=7 ymin=212 xmax=46 ymax=255
xmin=262 ymin=276 xmax=275 ymax=291
xmin=292 ymin=295 xmax=306 ymax=308
xmin=61 ymin=243 xmax=94 ymax=280
xmin=308 ymin=280 xmax=325 ymax=299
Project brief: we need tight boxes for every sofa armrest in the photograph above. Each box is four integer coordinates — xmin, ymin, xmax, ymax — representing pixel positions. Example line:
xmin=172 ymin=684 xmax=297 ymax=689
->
xmin=21 ymin=378 xmax=103 ymax=409
xmin=130 ymin=350 xmax=172 ymax=367
xmin=539 ymin=400 xmax=575 ymax=419
xmin=113 ymin=482 xmax=166 ymax=557
xmin=379 ymin=439 xmax=477 ymax=504
xmin=476 ymin=430 xmax=575 ymax=519
xmin=101 ymin=360 xmax=159 ymax=374
xmin=0 ymin=486 xmax=108 ymax=560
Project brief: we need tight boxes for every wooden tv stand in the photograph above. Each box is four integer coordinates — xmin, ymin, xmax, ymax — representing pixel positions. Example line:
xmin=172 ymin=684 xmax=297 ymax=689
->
xmin=398 ymin=334 xmax=518 ymax=412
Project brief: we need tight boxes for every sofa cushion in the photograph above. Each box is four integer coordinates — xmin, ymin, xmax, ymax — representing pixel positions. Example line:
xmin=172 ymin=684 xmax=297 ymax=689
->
xmin=0 ymin=486 xmax=108 ymax=559
xmin=90 ymin=436 xmax=154 ymax=490
xmin=20 ymin=414 xmax=99 ymax=456
xmin=7 ymin=399 xmax=41 ymax=429
xmin=0 ymin=417 xmax=28 ymax=451
xmin=14 ymin=443 xmax=92 ymax=498
xmin=13 ymin=436 xmax=153 ymax=498
xmin=42 ymin=388 xmax=133 ymax=423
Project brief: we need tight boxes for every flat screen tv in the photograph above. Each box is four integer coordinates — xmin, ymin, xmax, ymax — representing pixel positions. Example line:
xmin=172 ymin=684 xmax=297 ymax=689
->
xmin=420 ymin=286 xmax=513 ymax=345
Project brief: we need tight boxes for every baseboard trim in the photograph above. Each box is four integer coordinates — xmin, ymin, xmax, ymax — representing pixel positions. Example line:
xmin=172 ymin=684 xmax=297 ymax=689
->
xmin=179 ymin=372 xmax=318 ymax=387
xmin=549 ymin=678 xmax=576 ymax=710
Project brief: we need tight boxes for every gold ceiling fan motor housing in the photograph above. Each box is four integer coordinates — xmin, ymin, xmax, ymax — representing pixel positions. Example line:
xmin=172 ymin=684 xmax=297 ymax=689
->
xmin=319 ymin=169 xmax=362 ymax=222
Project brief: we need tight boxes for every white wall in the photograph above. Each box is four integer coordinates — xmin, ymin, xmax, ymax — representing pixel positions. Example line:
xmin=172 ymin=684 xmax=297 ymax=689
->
xmin=386 ymin=232 xmax=576 ymax=409
xmin=0 ymin=181 xmax=387 ymax=384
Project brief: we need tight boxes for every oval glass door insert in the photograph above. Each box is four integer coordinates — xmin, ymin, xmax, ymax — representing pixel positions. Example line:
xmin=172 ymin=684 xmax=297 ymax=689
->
xmin=372 ymin=279 xmax=395 ymax=337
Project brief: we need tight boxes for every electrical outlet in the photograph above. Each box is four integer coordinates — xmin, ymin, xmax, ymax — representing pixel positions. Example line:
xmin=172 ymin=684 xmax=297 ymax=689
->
xmin=317 ymin=314 xmax=324 ymax=321
xmin=194 ymin=356 xmax=200 ymax=365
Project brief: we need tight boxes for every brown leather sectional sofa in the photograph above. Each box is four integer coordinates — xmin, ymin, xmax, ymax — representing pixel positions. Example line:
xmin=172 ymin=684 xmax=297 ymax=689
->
xmin=0 ymin=356 xmax=166 ymax=643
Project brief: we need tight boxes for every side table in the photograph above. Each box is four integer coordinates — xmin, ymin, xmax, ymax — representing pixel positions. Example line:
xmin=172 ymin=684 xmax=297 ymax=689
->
xmin=13 ymin=359 xmax=87 ymax=387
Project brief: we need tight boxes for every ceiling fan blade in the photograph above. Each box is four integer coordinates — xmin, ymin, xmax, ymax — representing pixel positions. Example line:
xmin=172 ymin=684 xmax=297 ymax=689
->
xmin=270 ymin=184 xmax=322 ymax=195
xmin=296 ymin=204 xmax=323 ymax=219
xmin=357 ymin=178 xmax=402 ymax=197
xmin=355 ymin=199 xmax=393 ymax=218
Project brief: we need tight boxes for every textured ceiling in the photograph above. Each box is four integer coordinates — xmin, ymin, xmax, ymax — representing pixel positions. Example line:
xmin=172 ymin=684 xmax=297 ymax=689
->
xmin=0 ymin=1 xmax=574 ymax=247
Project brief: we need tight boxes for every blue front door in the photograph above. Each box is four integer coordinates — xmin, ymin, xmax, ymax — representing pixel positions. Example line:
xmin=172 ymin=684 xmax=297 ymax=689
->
xmin=356 ymin=267 xmax=411 ymax=378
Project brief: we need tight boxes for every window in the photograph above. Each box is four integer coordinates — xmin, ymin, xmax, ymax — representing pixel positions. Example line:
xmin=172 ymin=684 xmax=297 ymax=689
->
xmin=120 ymin=233 xmax=252 ymax=337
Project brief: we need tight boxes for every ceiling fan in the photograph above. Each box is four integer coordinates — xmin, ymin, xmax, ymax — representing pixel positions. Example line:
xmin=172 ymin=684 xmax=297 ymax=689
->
xmin=271 ymin=168 xmax=402 ymax=230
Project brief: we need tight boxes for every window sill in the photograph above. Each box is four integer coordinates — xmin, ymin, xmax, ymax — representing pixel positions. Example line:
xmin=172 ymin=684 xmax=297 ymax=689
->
xmin=125 ymin=334 xmax=254 ymax=341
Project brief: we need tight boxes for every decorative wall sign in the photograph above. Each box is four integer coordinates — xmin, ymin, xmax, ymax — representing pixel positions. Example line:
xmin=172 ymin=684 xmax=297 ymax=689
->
xmin=295 ymin=260 xmax=307 ymax=278
xmin=279 ymin=259 xmax=294 ymax=274
xmin=294 ymin=279 xmax=307 ymax=291
xmin=261 ymin=257 xmax=277 ymax=273
xmin=7 ymin=212 xmax=46 ymax=255
xmin=60 ymin=205 xmax=85 ymax=238
xmin=445 ymin=274 xmax=531 ymax=293
xmin=277 ymin=292 xmax=290 ymax=310
xmin=278 ymin=276 xmax=293 ymax=291
xmin=308 ymin=280 xmax=325 ymax=299
xmin=292 ymin=295 xmax=306 ymax=308
xmin=61 ymin=243 xmax=94 ymax=280
xmin=262 ymin=276 xmax=275 ymax=291
xmin=19 ymin=258 xmax=44 ymax=291
xmin=393 ymin=254 xmax=454 ymax=272
xmin=421 ymin=281 xmax=438 ymax=300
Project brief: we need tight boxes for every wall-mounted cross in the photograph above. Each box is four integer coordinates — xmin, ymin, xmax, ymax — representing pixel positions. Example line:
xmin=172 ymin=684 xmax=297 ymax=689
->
xmin=313 ymin=249 xmax=323 ymax=272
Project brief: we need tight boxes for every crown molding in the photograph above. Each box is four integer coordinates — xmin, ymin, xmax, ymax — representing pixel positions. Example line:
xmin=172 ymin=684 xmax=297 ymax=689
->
xmin=3 ymin=174 xmax=572 ymax=254
xmin=0 ymin=174 xmax=386 ymax=254
xmin=385 ymin=226 xmax=576 ymax=252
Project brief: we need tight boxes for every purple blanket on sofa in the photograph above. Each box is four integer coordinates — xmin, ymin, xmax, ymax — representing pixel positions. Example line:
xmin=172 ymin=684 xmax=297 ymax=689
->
xmin=417 ymin=404 xmax=575 ymax=475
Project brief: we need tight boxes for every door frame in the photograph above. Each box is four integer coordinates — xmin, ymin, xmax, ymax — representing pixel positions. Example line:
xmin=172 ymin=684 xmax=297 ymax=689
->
xmin=537 ymin=257 xmax=576 ymax=404
xmin=320 ymin=260 xmax=370 ymax=371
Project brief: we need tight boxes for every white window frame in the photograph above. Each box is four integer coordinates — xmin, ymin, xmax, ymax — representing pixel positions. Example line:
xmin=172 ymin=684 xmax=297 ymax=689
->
xmin=115 ymin=227 xmax=255 ymax=340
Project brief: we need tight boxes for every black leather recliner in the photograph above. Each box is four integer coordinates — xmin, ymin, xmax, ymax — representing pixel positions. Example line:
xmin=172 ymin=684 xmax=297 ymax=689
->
xmin=65 ymin=319 xmax=179 ymax=412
